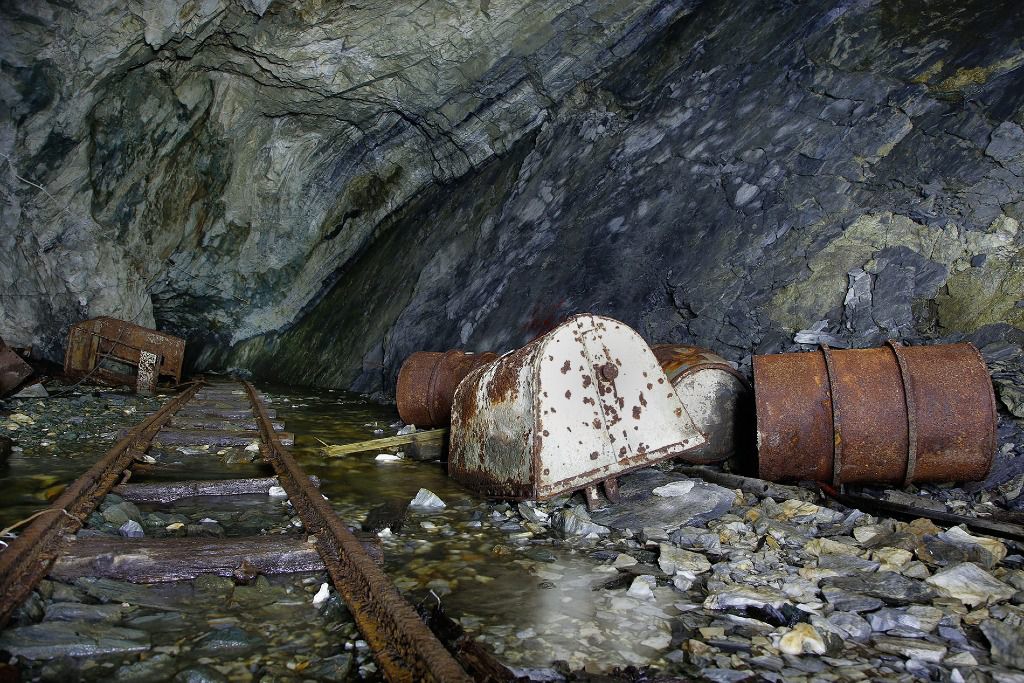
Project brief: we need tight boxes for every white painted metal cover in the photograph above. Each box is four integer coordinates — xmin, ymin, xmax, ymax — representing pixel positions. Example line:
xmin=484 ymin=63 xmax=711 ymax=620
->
xmin=449 ymin=314 xmax=706 ymax=500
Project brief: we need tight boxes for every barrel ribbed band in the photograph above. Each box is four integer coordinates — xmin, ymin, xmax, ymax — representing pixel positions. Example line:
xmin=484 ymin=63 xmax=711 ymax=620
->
xmin=819 ymin=343 xmax=845 ymax=488
xmin=886 ymin=340 xmax=919 ymax=487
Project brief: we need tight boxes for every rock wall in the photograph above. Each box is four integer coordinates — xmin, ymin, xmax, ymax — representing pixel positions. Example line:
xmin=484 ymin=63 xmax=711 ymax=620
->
xmin=2 ymin=0 xmax=1023 ymax=395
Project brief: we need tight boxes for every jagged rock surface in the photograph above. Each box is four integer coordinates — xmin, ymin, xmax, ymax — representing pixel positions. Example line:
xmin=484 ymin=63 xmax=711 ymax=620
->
xmin=2 ymin=1 xmax=1023 ymax=393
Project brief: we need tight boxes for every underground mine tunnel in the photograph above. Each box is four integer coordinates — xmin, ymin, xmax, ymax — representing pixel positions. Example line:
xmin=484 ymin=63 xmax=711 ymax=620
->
xmin=2 ymin=0 xmax=1024 ymax=680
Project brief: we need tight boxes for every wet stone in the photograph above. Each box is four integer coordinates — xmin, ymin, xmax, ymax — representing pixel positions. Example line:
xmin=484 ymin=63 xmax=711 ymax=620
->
xmin=589 ymin=470 xmax=734 ymax=531
xmin=102 ymin=501 xmax=143 ymax=526
xmin=410 ymin=488 xmax=446 ymax=509
xmin=120 ymin=519 xmax=145 ymax=537
xmin=658 ymin=543 xmax=711 ymax=574
xmin=821 ymin=571 xmax=935 ymax=605
xmin=524 ymin=547 xmax=558 ymax=563
xmin=115 ymin=653 xmax=179 ymax=682
xmin=174 ymin=666 xmax=230 ymax=683
xmin=550 ymin=507 xmax=609 ymax=538
xmin=43 ymin=602 xmax=125 ymax=624
xmin=0 ymin=621 xmax=150 ymax=659
xmin=10 ymin=591 xmax=44 ymax=626
xmin=195 ymin=625 xmax=264 ymax=654
xmin=309 ymin=653 xmax=354 ymax=680
xmin=872 ymin=635 xmax=947 ymax=663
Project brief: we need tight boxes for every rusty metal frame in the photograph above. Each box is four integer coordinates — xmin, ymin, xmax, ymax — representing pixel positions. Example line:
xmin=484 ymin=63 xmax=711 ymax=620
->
xmin=241 ymin=381 xmax=471 ymax=683
xmin=64 ymin=317 xmax=185 ymax=388
xmin=0 ymin=382 xmax=202 ymax=627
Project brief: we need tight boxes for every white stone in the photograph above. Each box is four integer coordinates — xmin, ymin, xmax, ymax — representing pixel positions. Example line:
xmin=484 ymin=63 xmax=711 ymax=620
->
xmin=777 ymin=623 xmax=826 ymax=655
xmin=926 ymin=563 xmax=1015 ymax=607
xmin=374 ymin=453 xmax=401 ymax=461
xmin=410 ymin=488 xmax=446 ymax=509
xmin=672 ymin=571 xmax=697 ymax=592
xmin=703 ymin=585 xmax=786 ymax=611
xmin=268 ymin=486 xmax=287 ymax=498
xmin=652 ymin=481 xmax=695 ymax=497
xmin=627 ymin=575 xmax=655 ymax=599
xmin=312 ymin=583 xmax=330 ymax=607
xmin=245 ymin=441 xmax=261 ymax=452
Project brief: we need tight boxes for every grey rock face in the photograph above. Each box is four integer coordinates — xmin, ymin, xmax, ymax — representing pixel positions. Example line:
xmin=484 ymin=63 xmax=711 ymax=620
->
xmin=3 ymin=0 xmax=1023 ymax=391
xmin=0 ymin=0 xmax=698 ymax=366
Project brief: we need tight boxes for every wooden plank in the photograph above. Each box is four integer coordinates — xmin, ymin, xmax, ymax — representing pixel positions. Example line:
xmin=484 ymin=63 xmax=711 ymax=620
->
xmin=152 ymin=429 xmax=294 ymax=447
xmin=322 ymin=429 xmax=448 ymax=457
xmin=51 ymin=534 xmax=382 ymax=583
xmin=178 ymin=407 xmax=276 ymax=420
xmin=112 ymin=476 xmax=320 ymax=503
xmin=169 ymin=415 xmax=285 ymax=432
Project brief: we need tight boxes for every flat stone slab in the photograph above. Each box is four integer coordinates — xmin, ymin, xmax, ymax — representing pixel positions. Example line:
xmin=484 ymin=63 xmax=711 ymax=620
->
xmin=0 ymin=621 xmax=150 ymax=659
xmin=589 ymin=468 xmax=735 ymax=532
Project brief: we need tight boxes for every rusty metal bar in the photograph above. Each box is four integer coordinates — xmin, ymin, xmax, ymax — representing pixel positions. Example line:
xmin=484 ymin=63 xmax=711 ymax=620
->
xmin=240 ymin=381 xmax=471 ymax=683
xmin=0 ymin=382 xmax=202 ymax=627
xmin=819 ymin=483 xmax=1024 ymax=544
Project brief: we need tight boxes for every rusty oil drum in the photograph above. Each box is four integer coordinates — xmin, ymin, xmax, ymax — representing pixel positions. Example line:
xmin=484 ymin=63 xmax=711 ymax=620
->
xmin=396 ymin=350 xmax=498 ymax=428
xmin=651 ymin=345 xmax=750 ymax=464
xmin=753 ymin=341 xmax=997 ymax=486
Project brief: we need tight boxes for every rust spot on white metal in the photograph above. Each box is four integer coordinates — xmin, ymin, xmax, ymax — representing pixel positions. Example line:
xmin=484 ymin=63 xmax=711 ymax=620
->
xmin=449 ymin=314 xmax=706 ymax=501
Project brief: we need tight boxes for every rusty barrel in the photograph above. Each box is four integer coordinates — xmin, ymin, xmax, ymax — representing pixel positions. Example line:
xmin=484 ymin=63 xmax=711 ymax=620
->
xmin=652 ymin=345 xmax=750 ymax=464
xmin=397 ymin=350 xmax=498 ymax=427
xmin=753 ymin=341 xmax=997 ymax=486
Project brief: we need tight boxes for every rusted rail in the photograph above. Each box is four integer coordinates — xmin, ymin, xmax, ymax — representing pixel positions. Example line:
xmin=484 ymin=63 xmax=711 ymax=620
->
xmin=1 ymin=379 xmax=476 ymax=682
xmin=240 ymin=380 xmax=472 ymax=683
xmin=0 ymin=382 xmax=202 ymax=627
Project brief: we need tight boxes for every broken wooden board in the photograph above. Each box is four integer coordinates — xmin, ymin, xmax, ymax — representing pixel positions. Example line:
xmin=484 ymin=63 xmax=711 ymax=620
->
xmin=151 ymin=429 xmax=294 ymax=447
xmin=168 ymin=415 xmax=285 ymax=432
xmin=177 ymin=406 xmax=277 ymax=420
xmin=113 ymin=476 xmax=320 ymax=504
xmin=52 ymin=534 xmax=382 ymax=583
xmin=322 ymin=429 xmax=447 ymax=457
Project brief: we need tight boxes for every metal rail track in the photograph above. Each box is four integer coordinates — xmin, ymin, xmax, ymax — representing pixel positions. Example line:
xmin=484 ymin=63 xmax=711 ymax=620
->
xmin=241 ymin=380 xmax=472 ymax=682
xmin=0 ymin=381 xmax=202 ymax=627
xmin=0 ymin=380 xmax=473 ymax=682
